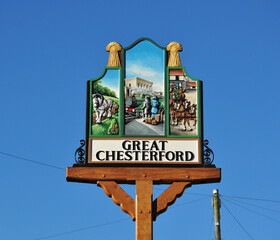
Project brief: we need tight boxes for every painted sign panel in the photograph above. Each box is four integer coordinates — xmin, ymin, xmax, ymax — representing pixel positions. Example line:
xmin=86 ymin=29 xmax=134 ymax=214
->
xmin=124 ymin=40 xmax=165 ymax=136
xmin=89 ymin=139 xmax=200 ymax=163
xmin=168 ymin=68 xmax=199 ymax=136
xmin=90 ymin=68 xmax=121 ymax=137
xmin=86 ymin=38 xmax=203 ymax=165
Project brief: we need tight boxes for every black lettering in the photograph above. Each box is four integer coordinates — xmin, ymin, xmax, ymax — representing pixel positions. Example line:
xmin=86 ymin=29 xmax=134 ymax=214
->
xmin=117 ymin=151 xmax=124 ymax=160
xmin=150 ymin=151 xmax=158 ymax=161
xmin=159 ymin=141 xmax=168 ymax=150
xmin=125 ymin=151 xmax=133 ymax=161
xmin=134 ymin=151 xmax=141 ymax=160
xmin=166 ymin=151 xmax=175 ymax=161
xmin=133 ymin=141 xmax=141 ymax=150
xmin=176 ymin=151 xmax=184 ymax=161
xmin=142 ymin=151 xmax=149 ymax=161
xmin=106 ymin=151 xmax=116 ymax=160
xmin=142 ymin=141 xmax=149 ymax=151
xmin=150 ymin=141 xmax=159 ymax=151
xmin=158 ymin=151 xmax=165 ymax=161
xmin=96 ymin=151 xmax=105 ymax=161
xmin=185 ymin=151 xmax=195 ymax=161
xmin=122 ymin=140 xmax=131 ymax=150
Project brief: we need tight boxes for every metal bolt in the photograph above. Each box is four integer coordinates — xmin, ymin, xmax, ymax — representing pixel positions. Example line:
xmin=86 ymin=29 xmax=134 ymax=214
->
xmin=186 ymin=175 xmax=190 ymax=179
xmin=143 ymin=174 xmax=146 ymax=178
xmin=102 ymin=174 xmax=106 ymax=178
xmin=147 ymin=210 xmax=151 ymax=214
xmin=139 ymin=210 xmax=142 ymax=213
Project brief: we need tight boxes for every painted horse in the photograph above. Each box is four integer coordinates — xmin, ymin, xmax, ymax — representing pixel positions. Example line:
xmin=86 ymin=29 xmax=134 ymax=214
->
xmin=169 ymin=102 xmax=178 ymax=126
xmin=92 ymin=93 xmax=114 ymax=124
xmin=176 ymin=101 xmax=197 ymax=131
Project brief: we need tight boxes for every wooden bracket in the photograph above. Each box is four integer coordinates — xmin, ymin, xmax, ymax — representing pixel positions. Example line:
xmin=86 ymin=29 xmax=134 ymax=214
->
xmin=97 ymin=180 xmax=192 ymax=222
xmin=97 ymin=181 xmax=136 ymax=220
xmin=153 ymin=182 xmax=192 ymax=220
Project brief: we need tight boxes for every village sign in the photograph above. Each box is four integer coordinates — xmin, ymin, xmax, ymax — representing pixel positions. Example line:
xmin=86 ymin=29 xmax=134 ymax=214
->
xmin=67 ymin=38 xmax=220 ymax=240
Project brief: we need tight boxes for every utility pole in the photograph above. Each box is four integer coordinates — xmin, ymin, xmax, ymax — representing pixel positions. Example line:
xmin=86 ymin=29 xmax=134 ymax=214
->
xmin=212 ymin=189 xmax=221 ymax=240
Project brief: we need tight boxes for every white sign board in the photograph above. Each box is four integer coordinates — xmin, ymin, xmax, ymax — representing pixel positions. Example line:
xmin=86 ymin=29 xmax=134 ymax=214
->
xmin=89 ymin=139 xmax=201 ymax=164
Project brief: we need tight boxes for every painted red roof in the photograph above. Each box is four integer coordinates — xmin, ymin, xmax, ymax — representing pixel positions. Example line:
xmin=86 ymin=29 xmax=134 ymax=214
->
xmin=188 ymin=82 xmax=197 ymax=87
xmin=169 ymin=69 xmax=185 ymax=76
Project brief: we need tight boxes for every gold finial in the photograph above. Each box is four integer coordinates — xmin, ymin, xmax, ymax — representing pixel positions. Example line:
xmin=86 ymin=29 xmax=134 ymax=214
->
xmin=106 ymin=42 xmax=122 ymax=67
xmin=167 ymin=42 xmax=183 ymax=67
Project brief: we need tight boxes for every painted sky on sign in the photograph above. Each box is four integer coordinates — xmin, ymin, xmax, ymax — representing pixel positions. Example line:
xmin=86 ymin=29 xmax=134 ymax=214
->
xmin=1 ymin=1 xmax=280 ymax=240
xmin=99 ymin=69 xmax=120 ymax=98
xmin=125 ymin=40 xmax=165 ymax=92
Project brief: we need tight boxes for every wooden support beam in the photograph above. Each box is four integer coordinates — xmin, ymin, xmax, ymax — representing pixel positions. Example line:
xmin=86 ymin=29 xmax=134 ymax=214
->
xmin=66 ymin=167 xmax=221 ymax=185
xmin=97 ymin=181 xmax=136 ymax=220
xmin=136 ymin=180 xmax=153 ymax=240
xmin=153 ymin=182 xmax=192 ymax=220
xmin=67 ymin=166 xmax=221 ymax=239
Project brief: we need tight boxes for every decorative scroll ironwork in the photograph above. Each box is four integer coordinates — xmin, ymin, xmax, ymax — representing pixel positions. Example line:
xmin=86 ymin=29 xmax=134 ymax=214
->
xmin=75 ymin=139 xmax=85 ymax=164
xmin=203 ymin=139 xmax=214 ymax=166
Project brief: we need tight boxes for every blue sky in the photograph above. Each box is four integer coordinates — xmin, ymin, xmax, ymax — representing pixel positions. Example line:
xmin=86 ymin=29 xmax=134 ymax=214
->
xmin=1 ymin=0 xmax=280 ymax=240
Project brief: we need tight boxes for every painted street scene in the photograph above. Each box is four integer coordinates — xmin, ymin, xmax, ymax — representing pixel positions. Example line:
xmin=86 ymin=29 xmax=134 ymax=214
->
xmin=124 ymin=40 xmax=165 ymax=136
xmin=91 ymin=69 xmax=120 ymax=136
xmin=169 ymin=69 xmax=198 ymax=136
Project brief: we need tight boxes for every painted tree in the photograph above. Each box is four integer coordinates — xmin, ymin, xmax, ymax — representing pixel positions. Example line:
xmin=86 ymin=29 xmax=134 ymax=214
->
xmin=93 ymin=80 xmax=117 ymax=98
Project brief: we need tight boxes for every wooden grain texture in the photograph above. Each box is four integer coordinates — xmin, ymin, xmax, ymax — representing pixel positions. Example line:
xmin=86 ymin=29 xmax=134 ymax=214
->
xmin=136 ymin=180 xmax=153 ymax=240
xmin=66 ymin=167 xmax=221 ymax=184
xmin=153 ymin=182 xmax=191 ymax=220
xmin=97 ymin=181 xmax=136 ymax=220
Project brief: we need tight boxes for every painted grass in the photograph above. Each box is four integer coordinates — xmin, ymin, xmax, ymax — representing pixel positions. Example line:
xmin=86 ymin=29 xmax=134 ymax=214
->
xmin=104 ymin=96 xmax=119 ymax=105
xmin=91 ymin=114 xmax=119 ymax=136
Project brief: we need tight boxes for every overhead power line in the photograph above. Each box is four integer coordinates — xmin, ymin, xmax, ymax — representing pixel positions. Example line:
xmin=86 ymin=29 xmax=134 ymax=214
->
xmin=1 ymin=150 xmax=280 ymax=239
xmin=171 ymin=196 xmax=209 ymax=208
xmin=34 ymin=197 xmax=210 ymax=240
xmin=33 ymin=218 xmax=129 ymax=240
xmin=221 ymin=194 xmax=280 ymax=203
xmin=154 ymin=187 xmax=213 ymax=197
xmin=2 ymin=150 xmax=280 ymax=203
xmin=184 ymin=192 xmax=212 ymax=197
xmin=222 ymin=202 xmax=254 ymax=240
xmin=223 ymin=198 xmax=280 ymax=224
xmin=0 ymin=151 xmax=65 ymax=171
xmin=222 ymin=197 xmax=280 ymax=214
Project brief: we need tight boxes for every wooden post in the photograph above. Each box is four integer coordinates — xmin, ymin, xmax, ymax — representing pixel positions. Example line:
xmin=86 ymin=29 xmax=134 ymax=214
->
xmin=213 ymin=189 xmax=221 ymax=240
xmin=136 ymin=180 xmax=153 ymax=240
